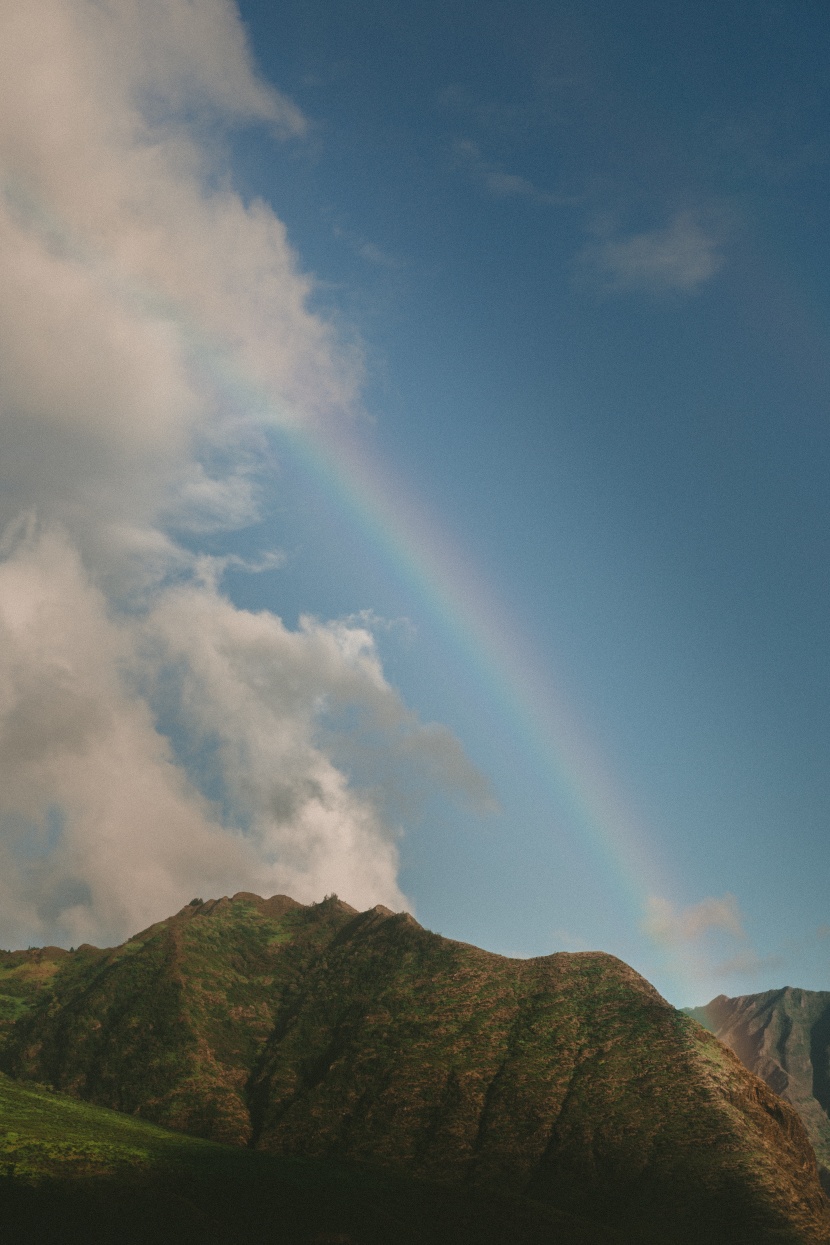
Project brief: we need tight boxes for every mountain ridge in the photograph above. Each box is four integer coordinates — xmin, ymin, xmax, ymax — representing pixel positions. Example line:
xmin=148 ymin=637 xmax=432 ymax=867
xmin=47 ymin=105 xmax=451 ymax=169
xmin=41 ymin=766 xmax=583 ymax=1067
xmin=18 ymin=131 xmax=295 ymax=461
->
xmin=1 ymin=892 xmax=829 ymax=1244
xmin=687 ymin=987 xmax=830 ymax=1192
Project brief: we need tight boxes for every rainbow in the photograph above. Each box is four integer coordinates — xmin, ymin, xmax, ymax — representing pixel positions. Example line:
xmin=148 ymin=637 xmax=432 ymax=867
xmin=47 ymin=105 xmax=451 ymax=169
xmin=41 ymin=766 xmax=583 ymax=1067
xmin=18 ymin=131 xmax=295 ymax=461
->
xmin=4 ymin=175 xmax=678 ymax=968
xmin=274 ymin=414 xmax=703 ymax=993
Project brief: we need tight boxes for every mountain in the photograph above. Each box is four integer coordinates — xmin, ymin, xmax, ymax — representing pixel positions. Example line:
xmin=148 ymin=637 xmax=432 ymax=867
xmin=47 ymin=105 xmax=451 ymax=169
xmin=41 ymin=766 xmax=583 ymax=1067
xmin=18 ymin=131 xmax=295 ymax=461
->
xmin=687 ymin=990 xmax=830 ymax=1189
xmin=1 ymin=893 xmax=829 ymax=1244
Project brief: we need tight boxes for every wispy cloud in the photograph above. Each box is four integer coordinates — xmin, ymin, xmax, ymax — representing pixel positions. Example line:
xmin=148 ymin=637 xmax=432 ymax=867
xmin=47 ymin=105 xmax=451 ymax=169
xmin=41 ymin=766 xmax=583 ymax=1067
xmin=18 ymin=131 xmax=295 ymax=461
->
xmin=438 ymin=86 xmax=533 ymax=138
xmin=580 ymin=211 xmax=725 ymax=295
xmin=643 ymin=893 xmax=745 ymax=944
xmin=337 ymin=609 xmax=417 ymax=645
xmin=652 ymin=903 xmax=830 ymax=997
xmin=712 ymin=948 xmax=784 ymax=978
xmin=333 ymin=225 xmax=402 ymax=269
xmin=452 ymin=138 xmax=570 ymax=206
xmin=551 ymin=927 xmax=592 ymax=952
xmin=643 ymin=892 xmax=782 ymax=985
xmin=192 ymin=549 xmax=287 ymax=590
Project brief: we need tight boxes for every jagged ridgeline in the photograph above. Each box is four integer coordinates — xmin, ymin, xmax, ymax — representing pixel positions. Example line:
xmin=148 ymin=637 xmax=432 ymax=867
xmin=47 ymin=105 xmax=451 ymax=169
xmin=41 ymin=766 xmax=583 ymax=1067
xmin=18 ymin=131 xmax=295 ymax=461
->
xmin=1 ymin=894 xmax=828 ymax=1245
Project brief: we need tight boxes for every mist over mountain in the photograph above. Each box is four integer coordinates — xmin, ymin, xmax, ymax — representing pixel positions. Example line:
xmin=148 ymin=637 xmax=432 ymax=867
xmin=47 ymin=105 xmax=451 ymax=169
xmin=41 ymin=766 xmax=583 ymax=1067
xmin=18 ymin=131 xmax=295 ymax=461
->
xmin=1 ymin=893 xmax=828 ymax=1244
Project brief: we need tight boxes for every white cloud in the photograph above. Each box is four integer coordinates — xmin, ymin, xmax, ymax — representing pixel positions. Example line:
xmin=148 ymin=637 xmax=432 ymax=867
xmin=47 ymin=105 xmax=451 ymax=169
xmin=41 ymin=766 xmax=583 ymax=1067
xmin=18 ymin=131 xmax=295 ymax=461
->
xmin=0 ymin=2 xmax=489 ymax=948
xmin=80 ymin=0 xmax=306 ymax=132
xmin=142 ymin=587 xmax=416 ymax=902
xmin=581 ymin=211 xmax=724 ymax=294
xmin=0 ymin=528 xmax=252 ymax=947
xmin=0 ymin=0 xmax=361 ymax=566
xmin=0 ymin=523 xmax=485 ymax=949
xmin=162 ymin=460 xmax=265 ymax=535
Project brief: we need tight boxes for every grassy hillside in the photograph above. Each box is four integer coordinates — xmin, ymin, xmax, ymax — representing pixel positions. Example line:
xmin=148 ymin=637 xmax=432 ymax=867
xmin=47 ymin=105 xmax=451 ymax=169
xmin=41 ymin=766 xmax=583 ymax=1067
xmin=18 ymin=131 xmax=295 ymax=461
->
xmin=2 ymin=894 xmax=829 ymax=1244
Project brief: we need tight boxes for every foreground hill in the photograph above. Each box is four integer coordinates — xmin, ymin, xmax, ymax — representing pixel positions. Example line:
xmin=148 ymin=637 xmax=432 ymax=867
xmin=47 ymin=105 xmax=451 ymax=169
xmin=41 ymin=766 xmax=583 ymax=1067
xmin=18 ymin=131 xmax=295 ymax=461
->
xmin=0 ymin=1071 xmax=618 ymax=1244
xmin=1 ymin=893 xmax=829 ymax=1244
xmin=687 ymin=989 xmax=830 ymax=1187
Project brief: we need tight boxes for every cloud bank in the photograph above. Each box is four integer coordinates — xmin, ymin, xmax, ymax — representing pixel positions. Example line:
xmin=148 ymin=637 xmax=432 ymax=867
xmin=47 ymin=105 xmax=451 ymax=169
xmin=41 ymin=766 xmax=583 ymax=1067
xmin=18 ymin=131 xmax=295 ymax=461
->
xmin=0 ymin=0 xmax=485 ymax=948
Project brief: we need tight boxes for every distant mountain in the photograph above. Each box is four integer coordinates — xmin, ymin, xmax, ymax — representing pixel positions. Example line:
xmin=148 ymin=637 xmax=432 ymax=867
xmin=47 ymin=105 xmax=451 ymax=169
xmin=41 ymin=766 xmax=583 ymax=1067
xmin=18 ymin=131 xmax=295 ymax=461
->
xmin=687 ymin=989 xmax=830 ymax=1188
xmin=2 ymin=893 xmax=829 ymax=1244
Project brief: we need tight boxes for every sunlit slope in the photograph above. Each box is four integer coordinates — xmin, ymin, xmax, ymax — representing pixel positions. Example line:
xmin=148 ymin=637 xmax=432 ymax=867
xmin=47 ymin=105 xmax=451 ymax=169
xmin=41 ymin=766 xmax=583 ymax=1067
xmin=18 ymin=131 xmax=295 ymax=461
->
xmin=688 ymin=989 xmax=830 ymax=1185
xmin=2 ymin=893 xmax=829 ymax=1244
xmin=0 ymin=1066 xmax=228 ymax=1180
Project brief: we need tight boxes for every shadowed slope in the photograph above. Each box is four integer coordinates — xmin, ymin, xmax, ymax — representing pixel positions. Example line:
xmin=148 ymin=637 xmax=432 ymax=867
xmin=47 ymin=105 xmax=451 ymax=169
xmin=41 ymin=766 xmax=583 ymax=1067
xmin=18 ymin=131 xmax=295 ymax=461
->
xmin=0 ymin=1071 xmax=618 ymax=1245
xmin=2 ymin=895 xmax=829 ymax=1244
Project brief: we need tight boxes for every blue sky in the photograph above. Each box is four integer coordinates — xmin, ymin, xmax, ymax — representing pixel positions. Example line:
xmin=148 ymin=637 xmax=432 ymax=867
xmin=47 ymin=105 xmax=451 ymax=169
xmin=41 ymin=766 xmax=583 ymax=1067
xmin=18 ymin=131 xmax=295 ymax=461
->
xmin=232 ymin=0 xmax=830 ymax=1002
xmin=0 ymin=0 xmax=828 ymax=1005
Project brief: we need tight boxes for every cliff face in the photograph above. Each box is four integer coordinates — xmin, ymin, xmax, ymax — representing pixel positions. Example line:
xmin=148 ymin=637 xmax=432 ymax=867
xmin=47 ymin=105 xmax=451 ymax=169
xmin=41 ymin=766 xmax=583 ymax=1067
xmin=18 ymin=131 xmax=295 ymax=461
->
xmin=2 ymin=894 xmax=829 ymax=1244
xmin=688 ymin=989 xmax=830 ymax=1186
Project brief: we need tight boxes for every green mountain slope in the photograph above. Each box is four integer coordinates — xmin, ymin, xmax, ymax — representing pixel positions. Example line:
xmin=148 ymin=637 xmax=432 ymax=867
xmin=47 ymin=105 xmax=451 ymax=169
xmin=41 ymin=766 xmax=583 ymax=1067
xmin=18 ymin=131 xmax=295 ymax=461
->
xmin=2 ymin=894 xmax=829 ymax=1244
xmin=687 ymin=990 xmax=830 ymax=1187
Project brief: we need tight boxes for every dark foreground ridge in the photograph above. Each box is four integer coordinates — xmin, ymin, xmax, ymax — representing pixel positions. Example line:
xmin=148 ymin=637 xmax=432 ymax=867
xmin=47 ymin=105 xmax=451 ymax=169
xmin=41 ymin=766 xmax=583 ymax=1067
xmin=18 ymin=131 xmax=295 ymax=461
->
xmin=1 ymin=893 xmax=829 ymax=1244
xmin=0 ymin=1071 xmax=621 ymax=1245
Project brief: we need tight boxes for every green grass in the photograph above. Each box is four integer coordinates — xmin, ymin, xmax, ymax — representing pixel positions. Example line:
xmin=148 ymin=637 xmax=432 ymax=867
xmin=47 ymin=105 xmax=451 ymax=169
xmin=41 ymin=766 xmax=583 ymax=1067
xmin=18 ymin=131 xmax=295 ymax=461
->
xmin=0 ymin=1071 xmax=223 ymax=1182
